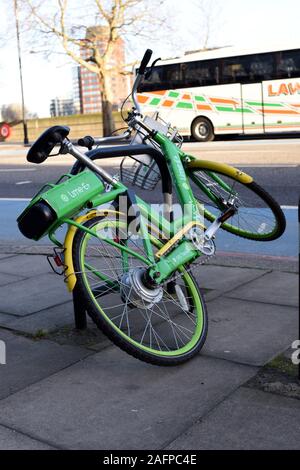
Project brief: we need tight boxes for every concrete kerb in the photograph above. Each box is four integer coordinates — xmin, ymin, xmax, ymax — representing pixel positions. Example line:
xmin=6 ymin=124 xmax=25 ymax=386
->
xmin=0 ymin=243 xmax=298 ymax=271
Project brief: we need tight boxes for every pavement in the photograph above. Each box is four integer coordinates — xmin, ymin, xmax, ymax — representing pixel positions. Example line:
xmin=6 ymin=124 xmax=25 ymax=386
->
xmin=0 ymin=242 xmax=298 ymax=450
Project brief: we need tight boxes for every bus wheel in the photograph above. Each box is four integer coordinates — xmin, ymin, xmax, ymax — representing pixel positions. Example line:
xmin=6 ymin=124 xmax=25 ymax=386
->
xmin=191 ymin=117 xmax=214 ymax=142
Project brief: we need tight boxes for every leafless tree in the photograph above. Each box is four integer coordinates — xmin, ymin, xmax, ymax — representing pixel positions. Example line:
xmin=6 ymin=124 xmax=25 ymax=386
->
xmin=190 ymin=0 xmax=224 ymax=51
xmin=1 ymin=102 xmax=28 ymax=122
xmin=18 ymin=0 xmax=170 ymax=136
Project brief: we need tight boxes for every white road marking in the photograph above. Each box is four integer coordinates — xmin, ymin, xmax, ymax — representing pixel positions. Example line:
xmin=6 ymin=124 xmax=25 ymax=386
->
xmin=239 ymin=164 xmax=299 ymax=168
xmin=0 ymin=168 xmax=36 ymax=172
xmin=0 ymin=197 xmax=30 ymax=201
xmin=280 ymin=205 xmax=298 ymax=209
xmin=184 ymin=138 xmax=300 ymax=147
xmin=16 ymin=181 xmax=32 ymax=185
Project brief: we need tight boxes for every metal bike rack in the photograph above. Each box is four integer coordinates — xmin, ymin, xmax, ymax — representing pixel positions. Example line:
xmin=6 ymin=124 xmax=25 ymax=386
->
xmin=69 ymin=143 xmax=172 ymax=329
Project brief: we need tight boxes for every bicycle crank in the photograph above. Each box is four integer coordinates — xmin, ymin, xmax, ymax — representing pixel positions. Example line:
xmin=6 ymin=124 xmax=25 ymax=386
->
xmin=188 ymin=227 xmax=216 ymax=256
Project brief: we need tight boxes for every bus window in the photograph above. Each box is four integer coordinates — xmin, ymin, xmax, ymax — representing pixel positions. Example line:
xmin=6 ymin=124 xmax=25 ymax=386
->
xmin=140 ymin=59 xmax=221 ymax=91
xmin=141 ymin=64 xmax=166 ymax=91
xmin=184 ymin=60 xmax=218 ymax=87
xmin=165 ymin=63 xmax=185 ymax=89
xmin=277 ymin=49 xmax=300 ymax=78
xmin=248 ymin=53 xmax=275 ymax=81
xmin=222 ymin=53 xmax=275 ymax=84
xmin=222 ymin=56 xmax=248 ymax=83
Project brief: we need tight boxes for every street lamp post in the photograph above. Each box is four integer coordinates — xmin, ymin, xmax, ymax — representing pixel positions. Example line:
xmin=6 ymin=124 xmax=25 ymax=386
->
xmin=13 ymin=0 xmax=29 ymax=145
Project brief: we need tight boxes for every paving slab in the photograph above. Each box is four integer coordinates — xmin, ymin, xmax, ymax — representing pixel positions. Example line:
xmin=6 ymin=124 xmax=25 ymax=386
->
xmin=0 ymin=424 xmax=55 ymax=450
xmin=0 ymin=255 xmax=16 ymax=261
xmin=210 ymin=254 xmax=299 ymax=273
xmin=0 ymin=245 xmax=53 ymax=255
xmin=0 ymin=273 xmax=71 ymax=316
xmin=203 ymin=297 xmax=298 ymax=366
xmin=0 ymin=335 xmax=91 ymax=399
xmin=196 ymin=265 xmax=268 ymax=293
xmin=0 ymin=271 xmax=25 ymax=287
xmin=6 ymin=301 xmax=76 ymax=334
xmin=0 ymin=254 xmax=51 ymax=278
xmin=226 ymin=271 xmax=299 ymax=307
xmin=167 ymin=387 xmax=300 ymax=450
xmin=0 ymin=347 xmax=257 ymax=450
xmin=0 ymin=329 xmax=18 ymax=342
xmin=0 ymin=313 xmax=15 ymax=328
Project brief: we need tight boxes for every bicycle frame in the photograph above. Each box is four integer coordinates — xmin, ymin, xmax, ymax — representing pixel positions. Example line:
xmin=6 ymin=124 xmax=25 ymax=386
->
xmin=46 ymin=131 xmax=254 ymax=292
xmin=47 ymin=131 xmax=208 ymax=291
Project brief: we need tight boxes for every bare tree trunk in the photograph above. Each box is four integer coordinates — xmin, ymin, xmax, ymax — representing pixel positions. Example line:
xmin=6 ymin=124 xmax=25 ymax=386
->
xmin=99 ymin=73 xmax=115 ymax=136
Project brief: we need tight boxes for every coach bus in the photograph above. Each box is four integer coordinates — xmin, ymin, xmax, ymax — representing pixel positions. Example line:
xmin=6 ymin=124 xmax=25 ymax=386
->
xmin=137 ymin=45 xmax=300 ymax=141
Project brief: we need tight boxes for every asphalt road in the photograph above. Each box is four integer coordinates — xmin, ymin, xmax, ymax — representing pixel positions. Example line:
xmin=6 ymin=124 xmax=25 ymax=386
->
xmin=0 ymin=139 xmax=299 ymax=203
xmin=0 ymin=138 xmax=298 ymax=257
xmin=0 ymin=163 xmax=299 ymax=205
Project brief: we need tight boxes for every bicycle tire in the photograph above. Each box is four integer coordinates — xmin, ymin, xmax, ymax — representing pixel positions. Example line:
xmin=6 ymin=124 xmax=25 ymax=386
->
xmin=187 ymin=163 xmax=286 ymax=241
xmin=72 ymin=214 xmax=208 ymax=366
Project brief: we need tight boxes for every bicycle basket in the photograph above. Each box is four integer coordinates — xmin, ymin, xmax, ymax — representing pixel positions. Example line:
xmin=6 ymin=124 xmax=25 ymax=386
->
xmin=120 ymin=113 xmax=182 ymax=191
xmin=120 ymin=155 xmax=161 ymax=190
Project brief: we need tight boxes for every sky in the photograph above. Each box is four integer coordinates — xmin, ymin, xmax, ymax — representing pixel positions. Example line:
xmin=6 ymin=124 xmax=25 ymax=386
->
xmin=0 ymin=0 xmax=300 ymax=118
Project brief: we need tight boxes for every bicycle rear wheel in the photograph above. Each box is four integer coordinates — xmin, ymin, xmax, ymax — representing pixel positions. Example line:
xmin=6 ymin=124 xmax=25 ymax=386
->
xmin=72 ymin=213 xmax=208 ymax=366
xmin=187 ymin=163 xmax=286 ymax=241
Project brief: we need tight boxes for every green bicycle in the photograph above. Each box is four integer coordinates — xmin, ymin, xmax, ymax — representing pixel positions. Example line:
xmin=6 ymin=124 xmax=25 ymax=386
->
xmin=17 ymin=50 xmax=285 ymax=366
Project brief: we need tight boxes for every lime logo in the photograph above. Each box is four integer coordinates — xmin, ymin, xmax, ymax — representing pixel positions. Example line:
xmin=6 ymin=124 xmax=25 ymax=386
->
xmin=67 ymin=182 xmax=90 ymax=199
xmin=61 ymin=194 xmax=69 ymax=202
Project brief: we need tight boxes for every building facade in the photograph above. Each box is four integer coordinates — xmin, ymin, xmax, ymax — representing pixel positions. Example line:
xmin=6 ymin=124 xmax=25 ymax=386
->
xmin=73 ymin=26 xmax=129 ymax=114
xmin=72 ymin=66 xmax=83 ymax=114
xmin=50 ymin=98 xmax=76 ymax=117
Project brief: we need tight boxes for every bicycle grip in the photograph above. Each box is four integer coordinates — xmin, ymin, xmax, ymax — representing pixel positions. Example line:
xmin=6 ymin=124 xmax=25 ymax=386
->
xmin=27 ymin=126 xmax=70 ymax=164
xmin=138 ymin=49 xmax=153 ymax=75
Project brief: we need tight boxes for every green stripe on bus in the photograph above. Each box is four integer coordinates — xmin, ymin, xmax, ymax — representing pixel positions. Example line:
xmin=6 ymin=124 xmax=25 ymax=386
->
xmin=216 ymin=106 xmax=235 ymax=112
xmin=246 ymin=101 xmax=284 ymax=107
xmin=236 ymin=108 xmax=253 ymax=113
xmin=176 ymin=102 xmax=193 ymax=109
xmin=150 ymin=98 xmax=161 ymax=105
xmin=216 ymin=106 xmax=253 ymax=113
xmin=217 ymin=121 xmax=300 ymax=129
xmin=195 ymin=95 xmax=206 ymax=102
xmin=169 ymin=91 xmax=179 ymax=98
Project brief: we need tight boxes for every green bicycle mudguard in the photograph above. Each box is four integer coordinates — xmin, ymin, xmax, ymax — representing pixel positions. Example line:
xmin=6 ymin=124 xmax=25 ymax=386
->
xmin=17 ymin=170 xmax=105 ymax=240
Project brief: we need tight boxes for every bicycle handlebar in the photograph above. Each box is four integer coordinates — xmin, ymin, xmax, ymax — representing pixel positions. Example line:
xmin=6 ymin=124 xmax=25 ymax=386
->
xmin=77 ymin=130 xmax=132 ymax=149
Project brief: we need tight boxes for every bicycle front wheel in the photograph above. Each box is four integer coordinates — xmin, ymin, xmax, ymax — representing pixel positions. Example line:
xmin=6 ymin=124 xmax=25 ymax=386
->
xmin=72 ymin=214 xmax=208 ymax=366
xmin=187 ymin=162 xmax=286 ymax=241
